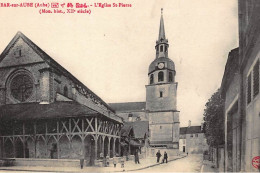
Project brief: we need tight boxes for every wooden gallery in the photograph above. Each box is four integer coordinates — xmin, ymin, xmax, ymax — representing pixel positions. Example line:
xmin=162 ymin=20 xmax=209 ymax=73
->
xmin=0 ymin=32 xmax=122 ymax=166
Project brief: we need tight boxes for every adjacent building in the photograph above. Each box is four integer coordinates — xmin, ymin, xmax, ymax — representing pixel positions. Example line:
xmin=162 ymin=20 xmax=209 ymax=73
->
xmin=179 ymin=121 xmax=208 ymax=154
xmin=221 ymin=1 xmax=260 ymax=172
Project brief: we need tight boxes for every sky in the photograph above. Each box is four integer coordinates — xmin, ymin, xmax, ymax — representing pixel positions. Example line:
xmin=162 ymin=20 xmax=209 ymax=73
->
xmin=0 ymin=0 xmax=238 ymax=127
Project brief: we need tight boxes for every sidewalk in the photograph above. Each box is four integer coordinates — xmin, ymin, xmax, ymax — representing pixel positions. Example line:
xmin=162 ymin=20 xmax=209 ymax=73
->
xmin=0 ymin=155 xmax=186 ymax=172
xmin=200 ymin=160 xmax=218 ymax=173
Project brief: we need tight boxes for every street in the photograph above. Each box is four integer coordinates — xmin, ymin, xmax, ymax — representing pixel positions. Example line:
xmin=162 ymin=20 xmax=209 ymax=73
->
xmin=137 ymin=154 xmax=203 ymax=172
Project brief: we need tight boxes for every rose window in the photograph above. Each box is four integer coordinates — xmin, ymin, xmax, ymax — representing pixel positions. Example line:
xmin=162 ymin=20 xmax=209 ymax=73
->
xmin=10 ymin=74 xmax=33 ymax=102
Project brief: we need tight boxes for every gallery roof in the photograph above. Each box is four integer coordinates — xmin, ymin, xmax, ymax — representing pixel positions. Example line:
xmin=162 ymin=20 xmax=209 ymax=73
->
xmin=0 ymin=101 xmax=120 ymax=122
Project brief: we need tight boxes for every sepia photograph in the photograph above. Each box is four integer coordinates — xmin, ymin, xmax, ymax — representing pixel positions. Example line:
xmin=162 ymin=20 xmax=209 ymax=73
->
xmin=0 ymin=0 xmax=259 ymax=172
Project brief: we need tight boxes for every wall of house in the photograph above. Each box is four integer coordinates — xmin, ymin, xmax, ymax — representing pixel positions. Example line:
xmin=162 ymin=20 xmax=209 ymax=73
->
xmin=179 ymin=138 xmax=186 ymax=153
xmin=185 ymin=133 xmax=208 ymax=154
xmin=241 ymin=48 xmax=260 ymax=172
xmin=224 ymin=72 xmax=240 ymax=172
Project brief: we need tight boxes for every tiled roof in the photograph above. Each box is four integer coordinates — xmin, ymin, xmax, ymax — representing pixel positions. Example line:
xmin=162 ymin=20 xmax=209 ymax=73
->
xmin=120 ymin=121 xmax=148 ymax=139
xmin=220 ymin=48 xmax=239 ymax=96
xmin=0 ymin=101 xmax=99 ymax=121
xmin=109 ymin=102 xmax=146 ymax=112
xmin=180 ymin=126 xmax=203 ymax=135
xmin=131 ymin=121 xmax=149 ymax=139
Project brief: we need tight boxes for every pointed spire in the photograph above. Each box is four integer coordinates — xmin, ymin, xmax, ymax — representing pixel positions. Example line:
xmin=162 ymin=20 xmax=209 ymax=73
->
xmin=158 ymin=8 xmax=166 ymax=41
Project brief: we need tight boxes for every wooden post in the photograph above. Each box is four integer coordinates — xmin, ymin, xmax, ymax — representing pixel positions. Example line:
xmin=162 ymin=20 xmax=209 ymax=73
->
xmin=44 ymin=122 xmax=47 ymax=157
xmin=94 ymin=135 xmax=98 ymax=160
xmin=34 ymin=122 xmax=37 ymax=158
xmin=22 ymin=122 xmax=26 ymax=158
xmin=118 ymin=138 xmax=121 ymax=156
xmin=2 ymin=138 xmax=4 ymax=158
xmin=113 ymin=138 xmax=115 ymax=157
xmin=94 ymin=117 xmax=98 ymax=160
xmin=82 ymin=118 xmax=85 ymax=159
xmin=12 ymin=122 xmax=15 ymax=158
xmin=82 ymin=117 xmax=84 ymax=134
xmin=102 ymin=136 xmax=105 ymax=158
xmin=57 ymin=120 xmax=60 ymax=159
xmin=108 ymin=137 xmax=111 ymax=158
xmin=69 ymin=118 xmax=72 ymax=149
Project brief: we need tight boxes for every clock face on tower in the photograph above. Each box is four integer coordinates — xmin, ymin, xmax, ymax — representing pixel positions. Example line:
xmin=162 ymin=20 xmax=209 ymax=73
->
xmin=158 ymin=62 xmax=165 ymax=69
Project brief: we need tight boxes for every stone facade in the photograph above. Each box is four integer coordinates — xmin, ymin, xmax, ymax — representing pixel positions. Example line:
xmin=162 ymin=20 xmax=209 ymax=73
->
xmin=0 ymin=32 xmax=122 ymax=166
xmin=220 ymin=1 xmax=260 ymax=171
xmin=110 ymin=10 xmax=180 ymax=151
xmin=146 ymin=10 xmax=180 ymax=148
xmin=179 ymin=125 xmax=208 ymax=154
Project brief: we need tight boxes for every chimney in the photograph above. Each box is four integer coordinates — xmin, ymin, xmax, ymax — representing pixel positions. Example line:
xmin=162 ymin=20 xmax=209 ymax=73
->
xmin=188 ymin=120 xmax=191 ymax=127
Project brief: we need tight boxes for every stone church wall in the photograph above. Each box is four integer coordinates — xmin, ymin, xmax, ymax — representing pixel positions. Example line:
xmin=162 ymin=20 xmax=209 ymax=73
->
xmin=146 ymin=83 xmax=177 ymax=111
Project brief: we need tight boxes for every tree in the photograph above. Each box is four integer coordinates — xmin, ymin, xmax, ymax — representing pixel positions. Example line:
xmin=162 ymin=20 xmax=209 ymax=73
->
xmin=203 ymin=89 xmax=224 ymax=147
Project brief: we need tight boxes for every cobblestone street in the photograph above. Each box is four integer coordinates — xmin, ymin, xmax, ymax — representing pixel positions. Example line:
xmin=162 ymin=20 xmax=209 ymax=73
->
xmin=137 ymin=154 xmax=203 ymax=172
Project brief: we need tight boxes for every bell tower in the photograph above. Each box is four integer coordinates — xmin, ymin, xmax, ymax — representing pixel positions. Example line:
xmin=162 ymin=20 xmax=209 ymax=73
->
xmin=146 ymin=9 xmax=180 ymax=149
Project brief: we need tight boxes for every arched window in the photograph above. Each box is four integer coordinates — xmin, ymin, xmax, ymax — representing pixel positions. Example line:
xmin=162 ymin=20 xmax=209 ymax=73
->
xmin=64 ymin=86 xmax=68 ymax=97
xmin=169 ymin=72 xmax=173 ymax=82
xmin=160 ymin=45 xmax=163 ymax=52
xmin=165 ymin=46 xmax=168 ymax=52
xmin=158 ymin=71 xmax=164 ymax=82
xmin=150 ymin=74 xmax=154 ymax=84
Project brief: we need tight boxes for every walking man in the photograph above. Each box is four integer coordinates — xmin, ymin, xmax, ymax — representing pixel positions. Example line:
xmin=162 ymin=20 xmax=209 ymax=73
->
xmin=156 ymin=150 xmax=161 ymax=163
xmin=163 ymin=151 xmax=168 ymax=163
xmin=134 ymin=149 xmax=140 ymax=164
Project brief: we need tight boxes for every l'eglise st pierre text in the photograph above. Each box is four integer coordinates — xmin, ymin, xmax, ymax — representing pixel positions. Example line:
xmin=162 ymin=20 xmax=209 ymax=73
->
xmin=93 ymin=3 xmax=132 ymax=8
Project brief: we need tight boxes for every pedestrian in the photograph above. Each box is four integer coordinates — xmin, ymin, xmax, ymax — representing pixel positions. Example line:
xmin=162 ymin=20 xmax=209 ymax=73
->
xmin=187 ymin=152 xmax=189 ymax=156
xmin=106 ymin=155 xmax=110 ymax=167
xmin=79 ymin=148 xmax=84 ymax=169
xmin=156 ymin=150 xmax=161 ymax=163
xmin=134 ymin=149 xmax=140 ymax=164
xmin=163 ymin=151 xmax=168 ymax=163
xmin=113 ymin=157 xmax=117 ymax=168
xmin=120 ymin=157 xmax=125 ymax=168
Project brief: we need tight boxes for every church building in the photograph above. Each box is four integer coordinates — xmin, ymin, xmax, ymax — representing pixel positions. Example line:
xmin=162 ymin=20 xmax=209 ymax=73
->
xmin=110 ymin=9 xmax=180 ymax=154
xmin=0 ymin=32 xmax=122 ymax=166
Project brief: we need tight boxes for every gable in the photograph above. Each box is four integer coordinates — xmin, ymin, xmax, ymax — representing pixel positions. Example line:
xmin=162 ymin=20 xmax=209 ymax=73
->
xmin=0 ymin=37 xmax=44 ymax=68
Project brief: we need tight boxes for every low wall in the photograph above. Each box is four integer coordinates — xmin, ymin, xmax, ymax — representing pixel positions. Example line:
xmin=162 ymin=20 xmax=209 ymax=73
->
xmin=14 ymin=158 xmax=84 ymax=167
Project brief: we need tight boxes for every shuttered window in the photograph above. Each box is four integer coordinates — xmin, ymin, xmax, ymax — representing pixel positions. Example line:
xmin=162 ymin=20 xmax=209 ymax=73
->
xmin=253 ymin=60 xmax=259 ymax=97
xmin=247 ymin=73 xmax=252 ymax=104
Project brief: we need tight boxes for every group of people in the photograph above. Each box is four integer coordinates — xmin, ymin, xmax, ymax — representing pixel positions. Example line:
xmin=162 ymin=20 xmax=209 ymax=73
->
xmin=156 ymin=150 xmax=168 ymax=163
xmin=79 ymin=149 xmax=169 ymax=169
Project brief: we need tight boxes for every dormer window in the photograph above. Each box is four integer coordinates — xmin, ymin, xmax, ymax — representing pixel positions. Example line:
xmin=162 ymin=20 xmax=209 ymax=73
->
xmin=158 ymin=71 xmax=164 ymax=82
